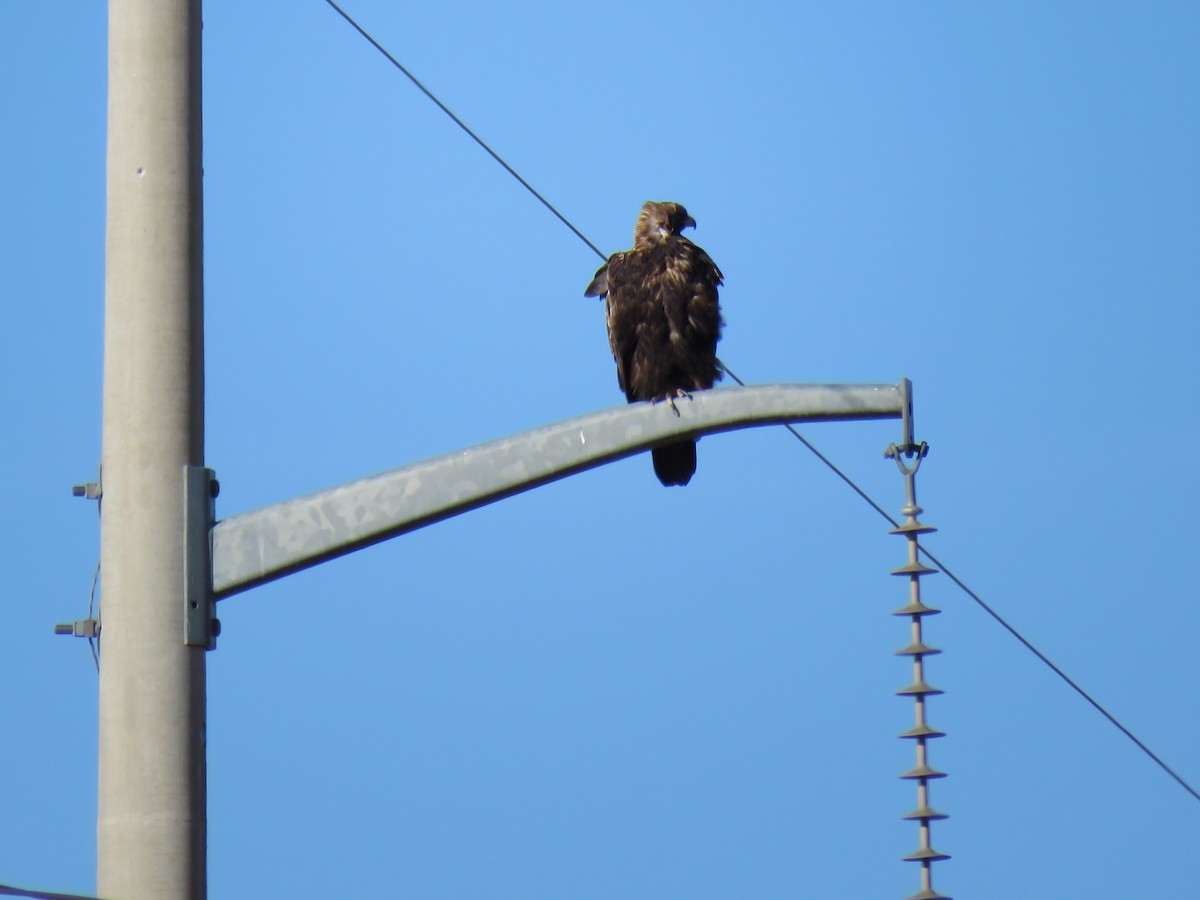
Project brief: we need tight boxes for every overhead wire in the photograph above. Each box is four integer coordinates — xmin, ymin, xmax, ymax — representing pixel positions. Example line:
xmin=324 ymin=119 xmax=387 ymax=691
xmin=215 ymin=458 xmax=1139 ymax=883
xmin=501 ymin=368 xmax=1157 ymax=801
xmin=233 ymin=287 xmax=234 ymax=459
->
xmin=321 ymin=0 xmax=607 ymax=262
xmin=320 ymin=0 xmax=1200 ymax=806
xmin=0 ymin=882 xmax=105 ymax=900
xmin=722 ymin=366 xmax=1200 ymax=804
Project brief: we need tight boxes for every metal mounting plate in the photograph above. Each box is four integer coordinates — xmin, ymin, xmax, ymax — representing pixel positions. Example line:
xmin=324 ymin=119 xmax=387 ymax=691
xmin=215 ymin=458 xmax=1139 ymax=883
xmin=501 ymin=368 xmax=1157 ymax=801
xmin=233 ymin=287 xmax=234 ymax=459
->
xmin=183 ymin=466 xmax=217 ymax=648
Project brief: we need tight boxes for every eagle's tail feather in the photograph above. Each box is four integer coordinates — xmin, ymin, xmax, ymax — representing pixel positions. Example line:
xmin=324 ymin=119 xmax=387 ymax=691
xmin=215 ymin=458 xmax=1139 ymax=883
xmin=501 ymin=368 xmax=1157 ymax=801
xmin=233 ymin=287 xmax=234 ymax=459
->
xmin=652 ymin=441 xmax=697 ymax=487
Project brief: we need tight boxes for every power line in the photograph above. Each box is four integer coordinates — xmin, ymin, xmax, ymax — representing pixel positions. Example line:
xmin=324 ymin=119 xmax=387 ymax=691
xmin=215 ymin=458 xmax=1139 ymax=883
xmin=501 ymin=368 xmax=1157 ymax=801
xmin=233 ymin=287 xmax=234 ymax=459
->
xmin=320 ymin=1 xmax=1200 ymax=806
xmin=0 ymin=882 xmax=105 ymax=900
xmin=724 ymin=363 xmax=1200 ymax=805
xmin=321 ymin=0 xmax=607 ymax=262
xmin=924 ymin=543 xmax=1200 ymax=804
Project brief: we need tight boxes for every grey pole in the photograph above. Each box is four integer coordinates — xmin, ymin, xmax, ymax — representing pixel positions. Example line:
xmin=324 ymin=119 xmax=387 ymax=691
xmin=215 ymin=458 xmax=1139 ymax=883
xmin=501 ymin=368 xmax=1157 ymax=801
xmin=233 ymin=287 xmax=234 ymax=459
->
xmin=98 ymin=0 xmax=206 ymax=897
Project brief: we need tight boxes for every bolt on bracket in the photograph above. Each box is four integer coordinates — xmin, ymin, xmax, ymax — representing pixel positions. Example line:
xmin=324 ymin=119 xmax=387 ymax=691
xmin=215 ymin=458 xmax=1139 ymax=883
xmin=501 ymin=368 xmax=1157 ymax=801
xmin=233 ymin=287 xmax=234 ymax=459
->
xmin=54 ymin=618 xmax=100 ymax=638
xmin=72 ymin=464 xmax=103 ymax=501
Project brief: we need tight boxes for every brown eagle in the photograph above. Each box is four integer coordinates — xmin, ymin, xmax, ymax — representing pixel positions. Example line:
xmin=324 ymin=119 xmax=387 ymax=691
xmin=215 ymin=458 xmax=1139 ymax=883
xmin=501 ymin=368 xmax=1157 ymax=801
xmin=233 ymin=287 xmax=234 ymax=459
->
xmin=585 ymin=201 xmax=724 ymax=486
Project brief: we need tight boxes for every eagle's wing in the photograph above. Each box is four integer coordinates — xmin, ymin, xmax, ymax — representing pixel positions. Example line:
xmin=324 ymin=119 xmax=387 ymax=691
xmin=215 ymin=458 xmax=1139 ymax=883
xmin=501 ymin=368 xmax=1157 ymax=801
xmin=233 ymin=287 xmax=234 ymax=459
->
xmin=586 ymin=253 xmax=639 ymax=398
xmin=606 ymin=280 xmax=640 ymax=399
xmin=584 ymin=253 xmax=620 ymax=299
xmin=662 ymin=240 xmax=725 ymax=391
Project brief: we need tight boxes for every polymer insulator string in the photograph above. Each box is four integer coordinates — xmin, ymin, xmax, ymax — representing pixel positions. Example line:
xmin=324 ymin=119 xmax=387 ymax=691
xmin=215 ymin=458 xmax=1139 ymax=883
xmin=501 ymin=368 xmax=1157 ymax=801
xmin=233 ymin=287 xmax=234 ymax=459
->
xmin=888 ymin=441 xmax=950 ymax=900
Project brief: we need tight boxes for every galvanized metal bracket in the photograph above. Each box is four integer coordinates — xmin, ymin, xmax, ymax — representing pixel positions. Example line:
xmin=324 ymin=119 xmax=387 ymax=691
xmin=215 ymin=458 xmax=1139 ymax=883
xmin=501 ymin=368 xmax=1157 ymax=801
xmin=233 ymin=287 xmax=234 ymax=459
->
xmin=211 ymin=382 xmax=910 ymax=600
xmin=184 ymin=466 xmax=220 ymax=650
xmin=897 ymin=377 xmax=917 ymax=456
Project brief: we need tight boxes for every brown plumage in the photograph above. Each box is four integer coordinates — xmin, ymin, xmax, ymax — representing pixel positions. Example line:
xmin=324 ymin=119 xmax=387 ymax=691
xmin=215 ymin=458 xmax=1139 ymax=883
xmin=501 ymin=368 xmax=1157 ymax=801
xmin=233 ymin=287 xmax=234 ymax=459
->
xmin=584 ymin=201 xmax=724 ymax=486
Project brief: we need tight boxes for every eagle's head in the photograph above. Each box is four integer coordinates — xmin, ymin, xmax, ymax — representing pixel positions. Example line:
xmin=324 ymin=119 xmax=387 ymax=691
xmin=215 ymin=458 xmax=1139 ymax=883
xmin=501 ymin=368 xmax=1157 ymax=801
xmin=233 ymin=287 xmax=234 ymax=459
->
xmin=633 ymin=201 xmax=696 ymax=246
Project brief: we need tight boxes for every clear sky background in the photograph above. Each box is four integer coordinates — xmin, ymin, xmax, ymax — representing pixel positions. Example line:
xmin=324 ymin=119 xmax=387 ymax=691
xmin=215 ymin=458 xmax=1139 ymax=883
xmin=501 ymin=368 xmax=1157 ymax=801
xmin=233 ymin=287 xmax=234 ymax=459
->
xmin=4 ymin=2 xmax=1199 ymax=898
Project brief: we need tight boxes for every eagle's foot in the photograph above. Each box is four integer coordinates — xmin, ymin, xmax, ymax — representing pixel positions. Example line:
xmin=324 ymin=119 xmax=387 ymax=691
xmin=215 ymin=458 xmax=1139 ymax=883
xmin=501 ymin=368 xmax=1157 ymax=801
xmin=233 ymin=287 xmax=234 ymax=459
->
xmin=653 ymin=388 xmax=693 ymax=417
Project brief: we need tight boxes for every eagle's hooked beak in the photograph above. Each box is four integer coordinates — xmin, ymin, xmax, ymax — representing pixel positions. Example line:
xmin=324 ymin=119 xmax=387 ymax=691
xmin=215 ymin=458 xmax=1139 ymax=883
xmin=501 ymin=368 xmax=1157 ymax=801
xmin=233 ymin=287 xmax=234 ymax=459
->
xmin=682 ymin=215 xmax=697 ymax=230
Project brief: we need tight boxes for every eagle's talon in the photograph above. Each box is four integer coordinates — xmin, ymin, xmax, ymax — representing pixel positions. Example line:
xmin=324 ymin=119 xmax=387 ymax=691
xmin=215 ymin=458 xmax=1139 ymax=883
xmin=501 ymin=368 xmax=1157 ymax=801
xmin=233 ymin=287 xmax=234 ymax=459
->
xmin=651 ymin=392 xmax=687 ymax=417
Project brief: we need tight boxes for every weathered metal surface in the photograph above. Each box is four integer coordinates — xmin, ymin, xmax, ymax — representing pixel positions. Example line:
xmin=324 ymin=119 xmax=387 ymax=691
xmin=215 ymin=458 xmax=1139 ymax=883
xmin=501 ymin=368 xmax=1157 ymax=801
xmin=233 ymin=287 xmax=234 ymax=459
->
xmin=212 ymin=382 xmax=906 ymax=599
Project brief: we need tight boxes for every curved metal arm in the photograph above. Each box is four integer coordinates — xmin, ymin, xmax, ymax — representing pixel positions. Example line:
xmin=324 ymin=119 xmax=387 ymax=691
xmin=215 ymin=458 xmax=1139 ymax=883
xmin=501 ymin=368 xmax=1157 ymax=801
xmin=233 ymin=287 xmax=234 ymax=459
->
xmin=211 ymin=382 xmax=909 ymax=599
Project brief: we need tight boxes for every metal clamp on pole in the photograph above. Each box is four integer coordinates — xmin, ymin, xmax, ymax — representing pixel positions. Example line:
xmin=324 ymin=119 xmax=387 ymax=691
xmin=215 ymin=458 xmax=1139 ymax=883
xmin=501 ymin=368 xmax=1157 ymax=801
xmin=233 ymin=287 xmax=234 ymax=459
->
xmin=54 ymin=618 xmax=100 ymax=638
xmin=887 ymin=402 xmax=950 ymax=899
xmin=184 ymin=466 xmax=220 ymax=650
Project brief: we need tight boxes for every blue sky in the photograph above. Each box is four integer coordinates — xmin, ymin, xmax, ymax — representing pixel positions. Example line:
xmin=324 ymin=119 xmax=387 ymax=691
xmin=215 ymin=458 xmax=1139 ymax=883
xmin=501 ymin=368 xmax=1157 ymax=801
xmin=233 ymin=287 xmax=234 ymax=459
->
xmin=4 ymin=2 xmax=1199 ymax=897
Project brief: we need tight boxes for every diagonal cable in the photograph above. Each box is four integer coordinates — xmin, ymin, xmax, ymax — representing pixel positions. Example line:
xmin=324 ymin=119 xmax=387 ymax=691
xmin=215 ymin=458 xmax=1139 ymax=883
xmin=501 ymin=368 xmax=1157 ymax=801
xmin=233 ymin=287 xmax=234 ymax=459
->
xmin=723 ymin=364 xmax=1200 ymax=804
xmin=0 ymin=882 xmax=107 ymax=900
xmin=320 ymin=0 xmax=1200 ymax=807
xmin=322 ymin=0 xmax=607 ymax=262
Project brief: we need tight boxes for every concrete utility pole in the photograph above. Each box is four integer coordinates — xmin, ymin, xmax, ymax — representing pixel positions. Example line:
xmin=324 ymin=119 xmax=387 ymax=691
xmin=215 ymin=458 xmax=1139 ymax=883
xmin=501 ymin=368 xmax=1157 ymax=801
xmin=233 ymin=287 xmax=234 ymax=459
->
xmin=98 ymin=0 xmax=206 ymax=897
